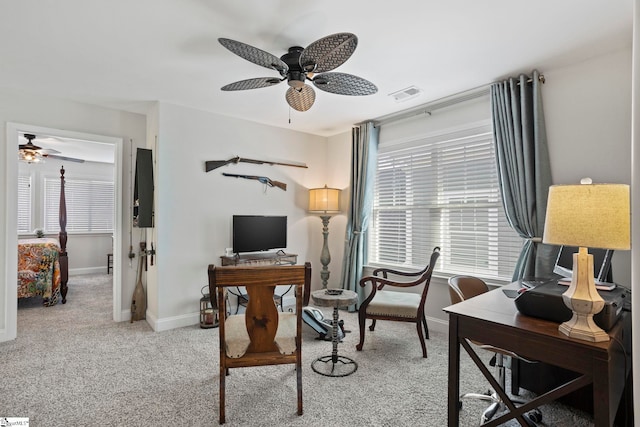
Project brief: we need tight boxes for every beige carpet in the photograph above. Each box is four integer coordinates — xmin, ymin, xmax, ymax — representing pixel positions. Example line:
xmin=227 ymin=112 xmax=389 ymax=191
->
xmin=1 ymin=274 xmax=597 ymax=426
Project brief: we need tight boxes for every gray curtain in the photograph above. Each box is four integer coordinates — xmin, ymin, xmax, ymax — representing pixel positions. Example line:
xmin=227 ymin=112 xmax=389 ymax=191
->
xmin=340 ymin=122 xmax=379 ymax=310
xmin=491 ymin=70 xmax=556 ymax=281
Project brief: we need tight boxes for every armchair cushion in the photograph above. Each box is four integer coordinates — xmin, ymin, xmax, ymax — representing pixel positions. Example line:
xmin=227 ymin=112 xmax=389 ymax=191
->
xmin=224 ymin=312 xmax=298 ymax=358
xmin=365 ymin=290 xmax=421 ymax=318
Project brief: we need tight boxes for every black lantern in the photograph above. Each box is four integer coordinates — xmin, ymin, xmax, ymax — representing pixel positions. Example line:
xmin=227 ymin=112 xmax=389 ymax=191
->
xmin=200 ymin=286 xmax=219 ymax=329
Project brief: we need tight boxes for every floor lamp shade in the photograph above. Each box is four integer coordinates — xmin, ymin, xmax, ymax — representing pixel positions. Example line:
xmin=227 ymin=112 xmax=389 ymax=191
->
xmin=542 ymin=181 xmax=630 ymax=342
xmin=308 ymin=186 xmax=341 ymax=213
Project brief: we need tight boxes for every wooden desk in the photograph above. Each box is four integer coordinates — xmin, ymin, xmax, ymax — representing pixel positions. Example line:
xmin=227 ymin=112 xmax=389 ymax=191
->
xmin=444 ymin=282 xmax=631 ymax=427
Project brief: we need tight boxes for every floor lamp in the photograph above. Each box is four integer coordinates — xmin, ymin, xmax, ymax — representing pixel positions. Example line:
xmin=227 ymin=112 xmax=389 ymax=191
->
xmin=542 ymin=179 xmax=630 ymax=342
xmin=309 ymin=185 xmax=341 ymax=289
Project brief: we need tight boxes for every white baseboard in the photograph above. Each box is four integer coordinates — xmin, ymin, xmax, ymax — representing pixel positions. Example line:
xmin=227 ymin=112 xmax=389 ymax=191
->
xmin=425 ymin=315 xmax=448 ymax=335
xmin=146 ymin=310 xmax=200 ymax=332
xmin=70 ymin=267 xmax=108 ymax=276
xmin=120 ymin=309 xmax=131 ymax=323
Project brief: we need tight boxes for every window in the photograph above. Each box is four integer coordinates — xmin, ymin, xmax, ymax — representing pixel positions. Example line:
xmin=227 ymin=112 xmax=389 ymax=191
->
xmin=368 ymin=122 xmax=523 ymax=281
xmin=44 ymin=177 xmax=114 ymax=233
xmin=17 ymin=174 xmax=32 ymax=234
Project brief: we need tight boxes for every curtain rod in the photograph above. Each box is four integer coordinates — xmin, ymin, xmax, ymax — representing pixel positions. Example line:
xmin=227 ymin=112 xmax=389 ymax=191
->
xmin=365 ymin=73 xmax=545 ymax=128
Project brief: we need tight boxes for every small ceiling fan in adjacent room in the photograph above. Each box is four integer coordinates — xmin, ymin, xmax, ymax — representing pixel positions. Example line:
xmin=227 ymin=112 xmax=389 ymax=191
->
xmin=218 ymin=32 xmax=378 ymax=112
xmin=18 ymin=133 xmax=85 ymax=164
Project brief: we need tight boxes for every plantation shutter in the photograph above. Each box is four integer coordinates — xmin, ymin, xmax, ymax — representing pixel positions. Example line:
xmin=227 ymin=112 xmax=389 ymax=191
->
xmin=368 ymin=123 xmax=523 ymax=281
xmin=17 ymin=175 xmax=32 ymax=234
xmin=44 ymin=178 xmax=114 ymax=233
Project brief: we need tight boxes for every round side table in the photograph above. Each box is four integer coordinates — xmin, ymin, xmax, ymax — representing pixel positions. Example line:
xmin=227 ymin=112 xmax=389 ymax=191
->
xmin=310 ymin=289 xmax=358 ymax=377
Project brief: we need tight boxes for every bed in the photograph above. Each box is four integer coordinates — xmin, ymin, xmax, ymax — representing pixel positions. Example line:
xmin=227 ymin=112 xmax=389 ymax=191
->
xmin=17 ymin=166 xmax=69 ymax=305
xmin=18 ymin=238 xmax=62 ymax=305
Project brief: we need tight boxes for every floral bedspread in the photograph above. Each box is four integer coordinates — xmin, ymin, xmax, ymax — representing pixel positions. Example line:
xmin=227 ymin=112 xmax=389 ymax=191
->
xmin=18 ymin=238 xmax=61 ymax=306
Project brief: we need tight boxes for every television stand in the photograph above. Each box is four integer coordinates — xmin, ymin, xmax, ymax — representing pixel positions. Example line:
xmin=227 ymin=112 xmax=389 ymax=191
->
xmin=220 ymin=252 xmax=297 ymax=266
xmin=219 ymin=252 xmax=301 ymax=312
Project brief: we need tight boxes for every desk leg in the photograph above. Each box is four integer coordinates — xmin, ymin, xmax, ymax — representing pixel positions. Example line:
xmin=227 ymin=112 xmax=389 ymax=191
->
xmin=448 ymin=315 xmax=460 ymax=427
xmin=593 ymin=359 xmax=612 ymax=427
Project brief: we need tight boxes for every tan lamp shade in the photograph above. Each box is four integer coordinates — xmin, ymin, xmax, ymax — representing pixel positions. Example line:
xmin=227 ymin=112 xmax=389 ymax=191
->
xmin=542 ymin=182 xmax=630 ymax=250
xmin=308 ymin=185 xmax=341 ymax=213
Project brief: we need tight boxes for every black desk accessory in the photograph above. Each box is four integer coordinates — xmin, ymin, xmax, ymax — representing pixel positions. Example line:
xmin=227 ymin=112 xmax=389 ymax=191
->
xmin=514 ymin=280 xmax=627 ymax=331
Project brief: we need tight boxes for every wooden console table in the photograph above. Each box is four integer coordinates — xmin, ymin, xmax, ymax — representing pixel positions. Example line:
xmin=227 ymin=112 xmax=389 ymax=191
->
xmin=218 ymin=253 xmax=309 ymax=308
xmin=220 ymin=252 xmax=297 ymax=266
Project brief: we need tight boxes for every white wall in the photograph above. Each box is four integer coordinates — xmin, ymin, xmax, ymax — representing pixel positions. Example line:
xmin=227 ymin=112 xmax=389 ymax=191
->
xmin=145 ymin=102 xmax=329 ymax=331
xmin=322 ymin=131 xmax=352 ymax=289
xmin=544 ymin=47 xmax=632 ymax=287
xmin=0 ymin=88 xmax=146 ymax=342
xmin=143 ymin=103 xmax=160 ymax=322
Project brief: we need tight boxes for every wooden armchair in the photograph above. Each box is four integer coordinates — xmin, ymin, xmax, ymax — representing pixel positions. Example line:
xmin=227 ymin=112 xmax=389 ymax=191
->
xmin=208 ymin=262 xmax=311 ymax=424
xmin=356 ymin=247 xmax=440 ymax=358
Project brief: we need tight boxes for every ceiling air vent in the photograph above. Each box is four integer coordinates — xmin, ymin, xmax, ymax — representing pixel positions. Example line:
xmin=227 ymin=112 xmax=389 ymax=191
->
xmin=389 ymin=86 xmax=422 ymax=102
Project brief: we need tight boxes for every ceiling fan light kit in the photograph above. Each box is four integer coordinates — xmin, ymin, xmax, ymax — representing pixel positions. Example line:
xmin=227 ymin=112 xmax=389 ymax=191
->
xmin=18 ymin=149 xmax=45 ymax=164
xmin=219 ymin=32 xmax=377 ymax=112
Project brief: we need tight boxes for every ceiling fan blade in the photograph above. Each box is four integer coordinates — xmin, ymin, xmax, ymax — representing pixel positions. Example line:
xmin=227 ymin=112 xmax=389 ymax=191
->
xmin=300 ymin=33 xmax=358 ymax=73
xmin=39 ymin=147 xmax=62 ymax=155
xmin=19 ymin=143 xmax=61 ymax=154
xmin=44 ymin=154 xmax=85 ymax=163
xmin=285 ymin=85 xmax=316 ymax=112
xmin=19 ymin=142 xmax=43 ymax=151
xmin=221 ymin=77 xmax=284 ymax=91
xmin=312 ymin=72 xmax=378 ymax=96
xmin=218 ymin=38 xmax=288 ymax=74
xmin=19 ymin=134 xmax=61 ymax=153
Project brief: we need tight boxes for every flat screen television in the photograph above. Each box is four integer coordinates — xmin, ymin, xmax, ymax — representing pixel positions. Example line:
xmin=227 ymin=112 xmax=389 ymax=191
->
xmin=232 ymin=215 xmax=287 ymax=254
xmin=553 ymin=245 xmax=614 ymax=284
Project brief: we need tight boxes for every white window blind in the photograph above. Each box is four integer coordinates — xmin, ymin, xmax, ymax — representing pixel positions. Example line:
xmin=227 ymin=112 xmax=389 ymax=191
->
xmin=44 ymin=178 xmax=114 ymax=233
xmin=368 ymin=124 xmax=523 ymax=281
xmin=17 ymin=175 xmax=32 ymax=234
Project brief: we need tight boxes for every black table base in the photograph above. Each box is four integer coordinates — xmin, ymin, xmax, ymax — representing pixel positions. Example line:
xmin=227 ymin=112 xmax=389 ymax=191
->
xmin=311 ymin=354 xmax=358 ymax=377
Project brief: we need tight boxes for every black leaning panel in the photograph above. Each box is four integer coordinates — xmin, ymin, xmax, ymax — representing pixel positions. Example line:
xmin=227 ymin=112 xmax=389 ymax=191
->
xmin=134 ymin=148 xmax=154 ymax=228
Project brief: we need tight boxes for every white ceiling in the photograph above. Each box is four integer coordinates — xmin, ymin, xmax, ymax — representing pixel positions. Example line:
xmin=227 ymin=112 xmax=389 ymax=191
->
xmin=0 ymin=1 xmax=633 ymax=138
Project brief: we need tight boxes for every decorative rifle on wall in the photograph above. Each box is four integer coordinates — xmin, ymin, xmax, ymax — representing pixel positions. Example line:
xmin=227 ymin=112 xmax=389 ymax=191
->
xmin=222 ymin=172 xmax=287 ymax=191
xmin=205 ymin=156 xmax=308 ymax=172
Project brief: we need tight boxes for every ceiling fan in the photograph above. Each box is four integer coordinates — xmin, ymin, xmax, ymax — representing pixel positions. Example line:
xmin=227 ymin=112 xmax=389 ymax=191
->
xmin=218 ymin=32 xmax=378 ymax=112
xmin=19 ymin=133 xmax=85 ymax=164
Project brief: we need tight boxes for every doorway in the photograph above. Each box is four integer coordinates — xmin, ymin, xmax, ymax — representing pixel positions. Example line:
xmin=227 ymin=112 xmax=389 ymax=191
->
xmin=4 ymin=123 xmax=124 ymax=341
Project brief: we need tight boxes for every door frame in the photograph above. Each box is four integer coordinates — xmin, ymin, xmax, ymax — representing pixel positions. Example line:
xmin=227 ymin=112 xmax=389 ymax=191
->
xmin=2 ymin=123 xmax=123 ymax=341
